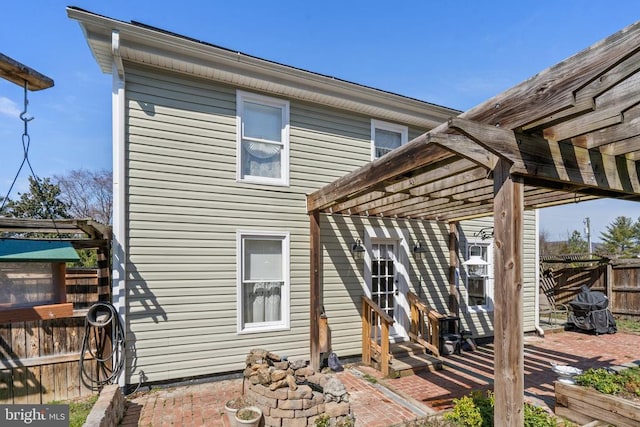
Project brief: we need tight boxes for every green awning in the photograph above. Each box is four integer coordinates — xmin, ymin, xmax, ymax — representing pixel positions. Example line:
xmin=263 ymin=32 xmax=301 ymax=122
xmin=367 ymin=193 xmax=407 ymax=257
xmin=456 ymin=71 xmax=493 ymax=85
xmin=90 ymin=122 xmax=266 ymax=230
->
xmin=0 ymin=239 xmax=80 ymax=262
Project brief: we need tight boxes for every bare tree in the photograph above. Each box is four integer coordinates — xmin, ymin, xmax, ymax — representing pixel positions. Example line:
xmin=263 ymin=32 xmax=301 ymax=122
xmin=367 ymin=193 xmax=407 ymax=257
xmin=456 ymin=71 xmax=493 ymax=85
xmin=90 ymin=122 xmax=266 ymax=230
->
xmin=54 ymin=169 xmax=112 ymax=224
xmin=539 ymin=229 xmax=553 ymax=257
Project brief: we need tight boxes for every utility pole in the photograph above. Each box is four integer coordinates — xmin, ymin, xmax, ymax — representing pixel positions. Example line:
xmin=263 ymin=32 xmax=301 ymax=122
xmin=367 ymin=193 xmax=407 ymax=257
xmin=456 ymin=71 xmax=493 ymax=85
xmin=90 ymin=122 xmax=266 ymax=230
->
xmin=584 ymin=217 xmax=592 ymax=257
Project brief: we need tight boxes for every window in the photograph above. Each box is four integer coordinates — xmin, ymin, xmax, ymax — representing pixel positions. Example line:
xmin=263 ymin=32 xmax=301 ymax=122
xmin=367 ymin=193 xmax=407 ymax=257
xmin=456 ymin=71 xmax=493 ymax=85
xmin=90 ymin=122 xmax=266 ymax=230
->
xmin=371 ymin=119 xmax=408 ymax=160
xmin=237 ymin=232 xmax=289 ymax=333
xmin=237 ymin=91 xmax=290 ymax=185
xmin=465 ymin=242 xmax=494 ymax=312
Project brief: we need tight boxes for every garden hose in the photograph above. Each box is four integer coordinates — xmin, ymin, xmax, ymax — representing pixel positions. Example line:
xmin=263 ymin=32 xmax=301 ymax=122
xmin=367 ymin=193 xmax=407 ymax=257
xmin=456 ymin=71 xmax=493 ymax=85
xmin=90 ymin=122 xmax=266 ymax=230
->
xmin=79 ymin=302 xmax=125 ymax=390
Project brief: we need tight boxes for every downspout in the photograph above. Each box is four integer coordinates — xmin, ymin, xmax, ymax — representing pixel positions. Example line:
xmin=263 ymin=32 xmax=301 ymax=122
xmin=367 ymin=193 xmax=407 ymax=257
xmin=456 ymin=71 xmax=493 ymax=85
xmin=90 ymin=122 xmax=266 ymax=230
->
xmin=534 ymin=209 xmax=544 ymax=337
xmin=111 ymin=30 xmax=128 ymax=387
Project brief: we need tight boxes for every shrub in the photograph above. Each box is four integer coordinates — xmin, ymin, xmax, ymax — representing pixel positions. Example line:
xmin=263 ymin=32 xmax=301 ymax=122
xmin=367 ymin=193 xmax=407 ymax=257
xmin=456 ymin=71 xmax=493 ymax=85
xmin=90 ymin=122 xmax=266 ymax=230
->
xmin=576 ymin=366 xmax=640 ymax=397
xmin=336 ymin=415 xmax=356 ymax=427
xmin=524 ymin=403 xmax=558 ymax=427
xmin=443 ymin=390 xmax=560 ymax=427
xmin=314 ymin=414 xmax=330 ymax=427
xmin=443 ymin=392 xmax=488 ymax=427
xmin=236 ymin=407 xmax=259 ymax=421
xmin=225 ymin=396 xmax=250 ymax=409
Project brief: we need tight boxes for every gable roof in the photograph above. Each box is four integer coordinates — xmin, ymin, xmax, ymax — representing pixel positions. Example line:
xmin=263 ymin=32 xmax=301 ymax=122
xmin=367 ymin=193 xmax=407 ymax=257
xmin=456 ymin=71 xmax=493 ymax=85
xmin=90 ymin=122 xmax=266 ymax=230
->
xmin=67 ymin=7 xmax=458 ymax=130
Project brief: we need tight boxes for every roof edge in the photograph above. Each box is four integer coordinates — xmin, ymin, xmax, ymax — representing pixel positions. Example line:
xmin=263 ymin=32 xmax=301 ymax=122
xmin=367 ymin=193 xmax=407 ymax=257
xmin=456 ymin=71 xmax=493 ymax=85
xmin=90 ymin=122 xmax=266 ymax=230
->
xmin=67 ymin=7 xmax=459 ymax=128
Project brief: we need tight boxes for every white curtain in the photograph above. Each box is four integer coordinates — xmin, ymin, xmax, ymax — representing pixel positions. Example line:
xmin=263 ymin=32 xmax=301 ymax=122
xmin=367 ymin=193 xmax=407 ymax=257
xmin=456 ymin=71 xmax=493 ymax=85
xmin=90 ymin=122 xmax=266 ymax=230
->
xmin=242 ymin=101 xmax=282 ymax=178
xmin=374 ymin=128 xmax=401 ymax=158
xmin=242 ymin=141 xmax=281 ymax=178
xmin=243 ymin=238 xmax=283 ymax=324
xmin=244 ymin=281 xmax=282 ymax=323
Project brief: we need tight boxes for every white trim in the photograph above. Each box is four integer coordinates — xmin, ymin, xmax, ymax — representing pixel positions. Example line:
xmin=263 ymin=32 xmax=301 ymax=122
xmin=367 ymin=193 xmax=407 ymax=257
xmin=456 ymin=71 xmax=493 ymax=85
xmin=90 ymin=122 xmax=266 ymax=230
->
xmin=236 ymin=90 xmax=290 ymax=186
xmin=371 ymin=119 xmax=409 ymax=160
xmin=111 ymin=30 xmax=127 ymax=388
xmin=534 ymin=209 xmax=542 ymax=333
xmin=236 ymin=230 xmax=290 ymax=334
xmin=68 ymin=8 xmax=458 ymax=130
xmin=363 ymin=225 xmax=411 ymax=340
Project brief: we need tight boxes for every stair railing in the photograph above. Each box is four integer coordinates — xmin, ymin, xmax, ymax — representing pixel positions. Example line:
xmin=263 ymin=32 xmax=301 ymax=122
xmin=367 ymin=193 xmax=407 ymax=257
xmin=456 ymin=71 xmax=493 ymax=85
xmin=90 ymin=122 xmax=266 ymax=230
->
xmin=361 ymin=295 xmax=394 ymax=376
xmin=407 ymin=291 xmax=443 ymax=357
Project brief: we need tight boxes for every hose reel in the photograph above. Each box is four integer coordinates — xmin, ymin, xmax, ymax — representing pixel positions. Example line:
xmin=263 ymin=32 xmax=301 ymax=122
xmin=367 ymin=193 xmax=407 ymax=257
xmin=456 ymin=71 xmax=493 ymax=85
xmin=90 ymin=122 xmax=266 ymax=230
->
xmin=79 ymin=302 xmax=125 ymax=390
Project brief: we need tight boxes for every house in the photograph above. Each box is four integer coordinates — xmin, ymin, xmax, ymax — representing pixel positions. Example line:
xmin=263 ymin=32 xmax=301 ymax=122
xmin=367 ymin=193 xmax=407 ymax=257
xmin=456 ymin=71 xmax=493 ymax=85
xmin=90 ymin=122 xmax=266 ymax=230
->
xmin=68 ymin=7 xmax=541 ymax=386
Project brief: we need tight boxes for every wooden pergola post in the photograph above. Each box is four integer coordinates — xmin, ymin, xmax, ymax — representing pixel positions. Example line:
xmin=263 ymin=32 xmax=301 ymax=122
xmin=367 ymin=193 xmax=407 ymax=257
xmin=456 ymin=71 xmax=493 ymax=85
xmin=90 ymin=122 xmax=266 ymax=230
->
xmin=310 ymin=210 xmax=321 ymax=371
xmin=97 ymin=242 xmax=111 ymax=302
xmin=493 ymin=159 xmax=524 ymax=426
xmin=448 ymin=222 xmax=459 ymax=316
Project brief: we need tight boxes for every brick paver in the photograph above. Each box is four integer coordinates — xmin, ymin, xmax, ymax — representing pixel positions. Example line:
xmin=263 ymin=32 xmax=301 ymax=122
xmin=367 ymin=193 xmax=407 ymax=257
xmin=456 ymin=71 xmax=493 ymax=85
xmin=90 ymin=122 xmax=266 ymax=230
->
xmin=385 ymin=331 xmax=640 ymax=411
xmin=118 ymin=331 xmax=640 ymax=426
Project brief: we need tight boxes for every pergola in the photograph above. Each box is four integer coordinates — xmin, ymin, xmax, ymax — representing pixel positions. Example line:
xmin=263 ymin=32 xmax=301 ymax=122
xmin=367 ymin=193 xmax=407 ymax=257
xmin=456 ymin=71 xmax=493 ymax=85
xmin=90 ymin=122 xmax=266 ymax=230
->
xmin=307 ymin=21 xmax=640 ymax=425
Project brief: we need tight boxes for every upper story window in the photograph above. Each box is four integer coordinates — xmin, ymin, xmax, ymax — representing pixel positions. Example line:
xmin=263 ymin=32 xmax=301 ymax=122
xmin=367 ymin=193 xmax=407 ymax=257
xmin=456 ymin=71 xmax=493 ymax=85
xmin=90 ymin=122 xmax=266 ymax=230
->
xmin=237 ymin=91 xmax=290 ymax=186
xmin=371 ymin=119 xmax=408 ymax=160
xmin=464 ymin=242 xmax=494 ymax=313
xmin=237 ymin=231 xmax=290 ymax=333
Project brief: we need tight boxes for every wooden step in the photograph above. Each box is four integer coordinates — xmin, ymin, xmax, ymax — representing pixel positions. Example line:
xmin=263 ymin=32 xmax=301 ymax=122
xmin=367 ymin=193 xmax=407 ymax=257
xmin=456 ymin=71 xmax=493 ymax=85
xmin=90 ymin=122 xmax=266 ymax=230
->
xmin=390 ymin=341 xmax=427 ymax=357
xmin=389 ymin=353 xmax=443 ymax=378
xmin=371 ymin=341 xmax=442 ymax=377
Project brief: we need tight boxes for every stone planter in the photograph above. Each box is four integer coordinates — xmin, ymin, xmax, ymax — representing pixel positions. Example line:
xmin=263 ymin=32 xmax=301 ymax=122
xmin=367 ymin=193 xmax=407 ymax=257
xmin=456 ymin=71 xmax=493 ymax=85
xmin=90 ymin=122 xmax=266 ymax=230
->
xmin=555 ymin=381 xmax=640 ymax=426
xmin=234 ymin=406 xmax=262 ymax=427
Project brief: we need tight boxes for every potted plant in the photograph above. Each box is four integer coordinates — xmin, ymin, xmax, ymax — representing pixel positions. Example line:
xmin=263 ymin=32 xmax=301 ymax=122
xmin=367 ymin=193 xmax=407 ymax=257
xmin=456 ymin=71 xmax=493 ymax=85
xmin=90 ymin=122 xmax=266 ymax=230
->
xmin=224 ymin=396 xmax=250 ymax=427
xmin=234 ymin=406 xmax=262 ymax=427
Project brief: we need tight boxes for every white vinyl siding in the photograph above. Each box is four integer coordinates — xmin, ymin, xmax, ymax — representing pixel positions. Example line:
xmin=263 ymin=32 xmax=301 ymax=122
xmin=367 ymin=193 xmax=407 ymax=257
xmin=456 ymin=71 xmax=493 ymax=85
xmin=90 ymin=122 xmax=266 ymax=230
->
xmin=123 ymin=65 xmax=382 ymax=381
xmin=237 ymin=91 xmax=290 ymax=186
xmin=237 ymin=231 xmax=290 ymax=333
xmin=457 ymin=213 xmax=538 ymax=337
xmin=371 ymin=119 xmax=408 ymax=159
xmin=121 ymin=63 xmax=538 ymax=383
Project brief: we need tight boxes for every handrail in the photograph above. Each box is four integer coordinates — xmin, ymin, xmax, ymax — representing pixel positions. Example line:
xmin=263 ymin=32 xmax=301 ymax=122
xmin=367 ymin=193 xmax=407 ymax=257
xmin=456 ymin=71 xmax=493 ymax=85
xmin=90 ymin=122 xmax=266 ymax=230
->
xmin=407 ymin=291 xmax=443 ymax=357
xmin=361 ymin=295 xmax=394 ymax=376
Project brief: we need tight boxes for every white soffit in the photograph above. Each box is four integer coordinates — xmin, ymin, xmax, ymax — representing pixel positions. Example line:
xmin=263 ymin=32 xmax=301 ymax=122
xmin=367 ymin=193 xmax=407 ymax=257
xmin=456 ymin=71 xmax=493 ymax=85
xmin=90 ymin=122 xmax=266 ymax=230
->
xmin=68 ymin=7 xmax=458 ymax=129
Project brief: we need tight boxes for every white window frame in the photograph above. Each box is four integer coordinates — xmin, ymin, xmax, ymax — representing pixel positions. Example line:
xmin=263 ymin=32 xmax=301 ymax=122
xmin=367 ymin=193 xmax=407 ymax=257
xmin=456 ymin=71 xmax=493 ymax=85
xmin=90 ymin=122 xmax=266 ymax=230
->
xmin=464 ymin=241 xmax=494 ymax=313
xmin=236 ymin=90 xmax=290 ymax=186
xmin=236 ymin=231 xmax=290 ymax=334
xmin=371 ymin=119 xmax=408 ymax=160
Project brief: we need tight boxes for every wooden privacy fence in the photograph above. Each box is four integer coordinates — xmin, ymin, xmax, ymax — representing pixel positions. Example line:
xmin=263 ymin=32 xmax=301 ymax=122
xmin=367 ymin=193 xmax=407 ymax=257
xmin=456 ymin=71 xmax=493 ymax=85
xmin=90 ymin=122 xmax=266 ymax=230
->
xmin=547 ymin=260 xmax=640 ymax=320
xmin=0 ymin=268 xmax=104 ymax=404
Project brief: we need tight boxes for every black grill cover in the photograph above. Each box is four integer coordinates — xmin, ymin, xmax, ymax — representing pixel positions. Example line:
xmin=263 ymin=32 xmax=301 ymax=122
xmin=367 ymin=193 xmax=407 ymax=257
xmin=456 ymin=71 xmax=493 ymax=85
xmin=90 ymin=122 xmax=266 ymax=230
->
xmin=567 ymin=285 xmax=617 ymax=334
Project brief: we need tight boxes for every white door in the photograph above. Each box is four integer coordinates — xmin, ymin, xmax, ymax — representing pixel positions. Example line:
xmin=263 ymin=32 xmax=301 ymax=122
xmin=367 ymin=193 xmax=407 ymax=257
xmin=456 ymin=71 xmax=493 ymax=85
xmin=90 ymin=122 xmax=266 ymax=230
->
xmin=370 ymin=241 xmax=404 ymax=340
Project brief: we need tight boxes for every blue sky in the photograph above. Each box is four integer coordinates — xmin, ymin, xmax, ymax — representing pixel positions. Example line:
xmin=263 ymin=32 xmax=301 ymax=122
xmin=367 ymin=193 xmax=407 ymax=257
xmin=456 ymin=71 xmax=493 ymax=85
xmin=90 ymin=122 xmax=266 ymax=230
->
xmin=1 ymin=1 xmax=638 ymax=241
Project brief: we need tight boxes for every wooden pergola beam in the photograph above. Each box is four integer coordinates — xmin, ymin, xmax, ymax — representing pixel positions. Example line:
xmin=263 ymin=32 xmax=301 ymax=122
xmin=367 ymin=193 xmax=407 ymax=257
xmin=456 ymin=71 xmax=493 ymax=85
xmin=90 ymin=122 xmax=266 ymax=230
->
xmin=448 ymin=117 xmax=640 ymax=197
xmin=574 ymin=104 xmax=640 ymax=152
xmin=307 ymin=134 xmax=453 ymax=212
xmin=427 ymin=133 xmax=498 ymax=170
xmin=461 ymin=20 xmax=640 ymax=130
xmin=0 ymin=53 xmax=54 ymax=91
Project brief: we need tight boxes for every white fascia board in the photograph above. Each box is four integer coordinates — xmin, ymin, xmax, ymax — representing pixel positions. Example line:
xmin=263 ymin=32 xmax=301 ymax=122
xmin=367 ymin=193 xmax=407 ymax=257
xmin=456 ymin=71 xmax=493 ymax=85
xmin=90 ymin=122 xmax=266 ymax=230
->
xmin=68 ymin=8 xmax=459 ymax=129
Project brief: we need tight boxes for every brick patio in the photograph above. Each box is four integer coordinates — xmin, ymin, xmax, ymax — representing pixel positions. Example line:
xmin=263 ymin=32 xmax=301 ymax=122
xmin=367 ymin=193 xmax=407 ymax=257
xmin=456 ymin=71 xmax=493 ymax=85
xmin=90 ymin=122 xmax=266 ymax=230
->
xmin=119 ymin=331 xmax=640 ymax=426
